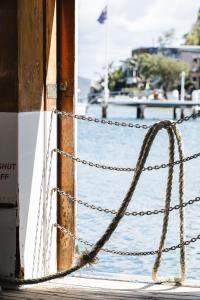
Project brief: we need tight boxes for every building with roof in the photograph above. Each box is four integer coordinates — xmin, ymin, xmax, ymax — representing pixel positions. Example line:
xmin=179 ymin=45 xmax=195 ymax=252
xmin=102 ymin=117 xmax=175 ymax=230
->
xmin=131 ymin=46 xmax=200 ymax=89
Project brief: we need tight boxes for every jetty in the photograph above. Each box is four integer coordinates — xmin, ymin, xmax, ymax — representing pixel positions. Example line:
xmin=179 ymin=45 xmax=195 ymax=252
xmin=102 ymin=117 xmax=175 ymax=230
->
xmin=109 ymin=98 xmax=200 ymax=119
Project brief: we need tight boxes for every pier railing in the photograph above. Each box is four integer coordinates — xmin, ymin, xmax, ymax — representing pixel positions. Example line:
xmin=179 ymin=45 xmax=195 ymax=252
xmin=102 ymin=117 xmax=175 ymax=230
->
xmin=1 ymin=109 xmax=200 ymax=287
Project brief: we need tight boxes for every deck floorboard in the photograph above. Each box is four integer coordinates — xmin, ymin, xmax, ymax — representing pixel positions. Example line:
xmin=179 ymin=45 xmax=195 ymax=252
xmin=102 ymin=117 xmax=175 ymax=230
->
xmin=1 ymin=273 xmax=200 ymax=300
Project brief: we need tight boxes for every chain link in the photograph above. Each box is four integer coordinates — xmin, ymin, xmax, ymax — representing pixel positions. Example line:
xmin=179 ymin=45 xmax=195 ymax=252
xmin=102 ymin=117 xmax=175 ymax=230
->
xmin=55 ymin=109 xmax=200 ymax=129
xmin=57 ymin=224 xmax=200 ymax=256
xmin=55 ymin=110 xmax=150 ymax=129
xmin=56 ymin=188 xmax=200 ymax=217
xmin=55 ymin=148 xmax=200 ymax=173
xmin=174 ymin=111 xmax=200 ymax=125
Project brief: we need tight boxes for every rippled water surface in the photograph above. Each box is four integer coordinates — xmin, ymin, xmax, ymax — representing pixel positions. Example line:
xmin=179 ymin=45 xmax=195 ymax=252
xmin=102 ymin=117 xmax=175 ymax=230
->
xmin=76 ymin=105 xmax=200 ymax=280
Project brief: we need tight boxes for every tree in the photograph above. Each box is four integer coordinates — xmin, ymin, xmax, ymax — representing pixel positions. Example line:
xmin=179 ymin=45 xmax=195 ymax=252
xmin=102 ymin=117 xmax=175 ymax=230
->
xmin=158 ymin=28 xmax=175 ymax=48
xmin=137 ymin=54 xmax=190 ymax=98
xmin=95 ymin=54 xmax=190 ymax=98
xmin=184 ymin=9 xmax=200 ymax=45
xmin=97 ymin=63 xmax=126 ymax=92
xmin=108 ymin=65 xmax=125 ymax=91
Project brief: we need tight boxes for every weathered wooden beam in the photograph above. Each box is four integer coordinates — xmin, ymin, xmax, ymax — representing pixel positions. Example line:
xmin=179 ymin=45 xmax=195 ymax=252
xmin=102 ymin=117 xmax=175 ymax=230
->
xmin=0 ymin=0 xmax=18 ymax=112
xmin=18 ymin=0 xmax=57 ymax=279
xmin=0 ymin=0 xmax=20 ymax=281
xmin=57 ymin=0 xmax=76 ymax=271
xmin=18 ymin=0 xmax=44 ymax=112
xmin=0 ymin=0 xmax=57 ymax=281
xmin=45 ymin=0 xmax=57 ymax=111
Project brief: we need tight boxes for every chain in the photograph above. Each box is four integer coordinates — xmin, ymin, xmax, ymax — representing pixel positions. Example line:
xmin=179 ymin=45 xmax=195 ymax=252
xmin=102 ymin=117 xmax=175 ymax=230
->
xmin=55 ymin=109 xmax=200 ymax=129
xmin=174 ymin=111 xmax=200 ymax=125
xmin=55 ymin=149 xmax=200 ymax=173
xmin=56 ymin=188 xmax=200 ymax=217
xmin=57 ymin=224 xmax=200 ymax=256
xmin=55 ymin=109 xmax=150 ymax=129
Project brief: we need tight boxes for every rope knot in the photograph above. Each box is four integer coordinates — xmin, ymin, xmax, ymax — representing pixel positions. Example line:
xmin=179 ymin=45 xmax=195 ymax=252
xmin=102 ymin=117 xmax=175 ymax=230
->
xmin=78 ymin=251 xmax=98 ymax=267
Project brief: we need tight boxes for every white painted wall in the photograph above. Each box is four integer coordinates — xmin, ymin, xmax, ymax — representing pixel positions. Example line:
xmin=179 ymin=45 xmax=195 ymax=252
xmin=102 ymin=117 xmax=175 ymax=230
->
xmin=19 ymin=111 xmax=57 ymax=279
xmin=0 ymin=111 xmax=57 ymax=280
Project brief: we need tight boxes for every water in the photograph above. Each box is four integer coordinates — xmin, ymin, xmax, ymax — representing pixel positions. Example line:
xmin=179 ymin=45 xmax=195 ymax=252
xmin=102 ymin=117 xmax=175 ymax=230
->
xmin=77 ymin=105 xmax=200 ymax=280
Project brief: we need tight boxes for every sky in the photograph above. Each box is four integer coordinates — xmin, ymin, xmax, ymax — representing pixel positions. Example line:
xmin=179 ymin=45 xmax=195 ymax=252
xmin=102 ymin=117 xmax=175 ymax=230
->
xmin=78 ymin=0 xmax=200 ymax=81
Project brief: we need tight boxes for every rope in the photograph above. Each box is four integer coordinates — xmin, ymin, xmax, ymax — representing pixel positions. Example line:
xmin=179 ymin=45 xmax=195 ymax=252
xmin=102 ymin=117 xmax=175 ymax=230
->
xmin=175 ymin=127 xmax=186 ymax=282
xmin=152 ymin=125 xmax=186 ymax=283
xmin=0 ymin=120 xmax=186 ymax=286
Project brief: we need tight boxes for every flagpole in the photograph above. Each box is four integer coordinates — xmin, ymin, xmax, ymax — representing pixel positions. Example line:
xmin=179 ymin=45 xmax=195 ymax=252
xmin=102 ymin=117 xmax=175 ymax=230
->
xmin=102 ymin=0 xmax=109 ymax=118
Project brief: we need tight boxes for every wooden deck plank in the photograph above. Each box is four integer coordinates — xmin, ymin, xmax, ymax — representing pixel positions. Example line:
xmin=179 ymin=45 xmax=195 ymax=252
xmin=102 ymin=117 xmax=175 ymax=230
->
xmin=1 ymin=274 xmax=200 ymax=300
xmin=1 ymin=290 xmax=200 ymax=300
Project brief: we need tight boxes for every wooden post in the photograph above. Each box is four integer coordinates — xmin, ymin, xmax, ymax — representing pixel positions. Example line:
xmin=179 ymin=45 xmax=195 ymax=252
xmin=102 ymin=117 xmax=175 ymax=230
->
xmin=180 ymin=108 xmax=185 ymax=119
xmin=45 ymin=0 xmax=57 ymax=111
xmin=102 ymin=104 xmax=108 ymax=118
xmin=173 ymin=107 xmax=177 ymax=120
xmin=0 ymin=0 xmax=57 ymax=282
xmin=57 ymin=0 xmax=76 ymax=271
xmin=136 ymin=106 xmax=145 ymax=119
xmin=0 ymin=0 xmax=19 ymax=281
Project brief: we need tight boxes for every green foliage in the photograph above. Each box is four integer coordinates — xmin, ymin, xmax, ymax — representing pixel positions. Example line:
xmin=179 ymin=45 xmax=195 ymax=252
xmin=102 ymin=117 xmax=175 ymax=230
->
xmin=96 ymin=63 xmax=125 ymax=92
xmin=137 ymin=54 xmax=190 ymax=95
xmin=108 ymin=66 xmax=125 ymax=91
xmin=97 ymin=54 xmax=190 ymax=96
xmin=184 ymin=9 xmax=200 ymax=45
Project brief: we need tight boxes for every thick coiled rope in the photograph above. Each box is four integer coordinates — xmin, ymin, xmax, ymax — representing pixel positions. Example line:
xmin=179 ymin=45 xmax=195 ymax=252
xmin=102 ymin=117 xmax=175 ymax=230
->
xmin=0 ymin=120 xmax=186 ymax=286
xmin=151 ymin=125 xmax=186 ymax=282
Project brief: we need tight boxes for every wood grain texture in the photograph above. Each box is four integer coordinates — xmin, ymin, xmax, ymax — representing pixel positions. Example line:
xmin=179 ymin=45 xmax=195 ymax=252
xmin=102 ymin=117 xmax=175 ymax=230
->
xmin=2 ymin=275 xmax=200 ymax=300
xmin=18 ymin=0 xmax=44 ymax=112
xmin=45 ymin=0 xmax=57 ymax=111
xmin=0 ymin=0 xmax=18 ymax=112
xmin=57 ymin=0 xmax=76 ymax=271
xmin=0 ymin=0 xmax=56 ymax=113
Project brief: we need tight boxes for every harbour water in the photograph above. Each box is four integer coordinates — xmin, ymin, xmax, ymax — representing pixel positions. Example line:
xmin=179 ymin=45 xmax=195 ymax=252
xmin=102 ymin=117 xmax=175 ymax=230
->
xmin=77 ymin=105 xmax=200 ymax=280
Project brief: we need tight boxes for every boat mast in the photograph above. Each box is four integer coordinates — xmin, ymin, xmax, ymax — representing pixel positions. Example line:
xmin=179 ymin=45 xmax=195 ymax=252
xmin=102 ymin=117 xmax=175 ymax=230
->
xmin=102 ymin=0 xmax=109 ymax=118
xmin=180 ymin=71 xmax=186 ymax=118
xmin=180 ymin=71 xmax=186 ymax=102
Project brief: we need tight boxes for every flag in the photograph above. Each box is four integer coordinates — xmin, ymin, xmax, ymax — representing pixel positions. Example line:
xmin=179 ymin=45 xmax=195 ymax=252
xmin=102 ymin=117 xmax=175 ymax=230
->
xmin=97 ymin=6 xmax=107 ymax=24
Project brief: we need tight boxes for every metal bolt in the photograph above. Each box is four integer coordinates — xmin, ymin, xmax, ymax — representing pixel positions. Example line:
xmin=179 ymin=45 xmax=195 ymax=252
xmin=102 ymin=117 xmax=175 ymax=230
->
xmin=59 ymin=81 xmax=67 ymax=91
